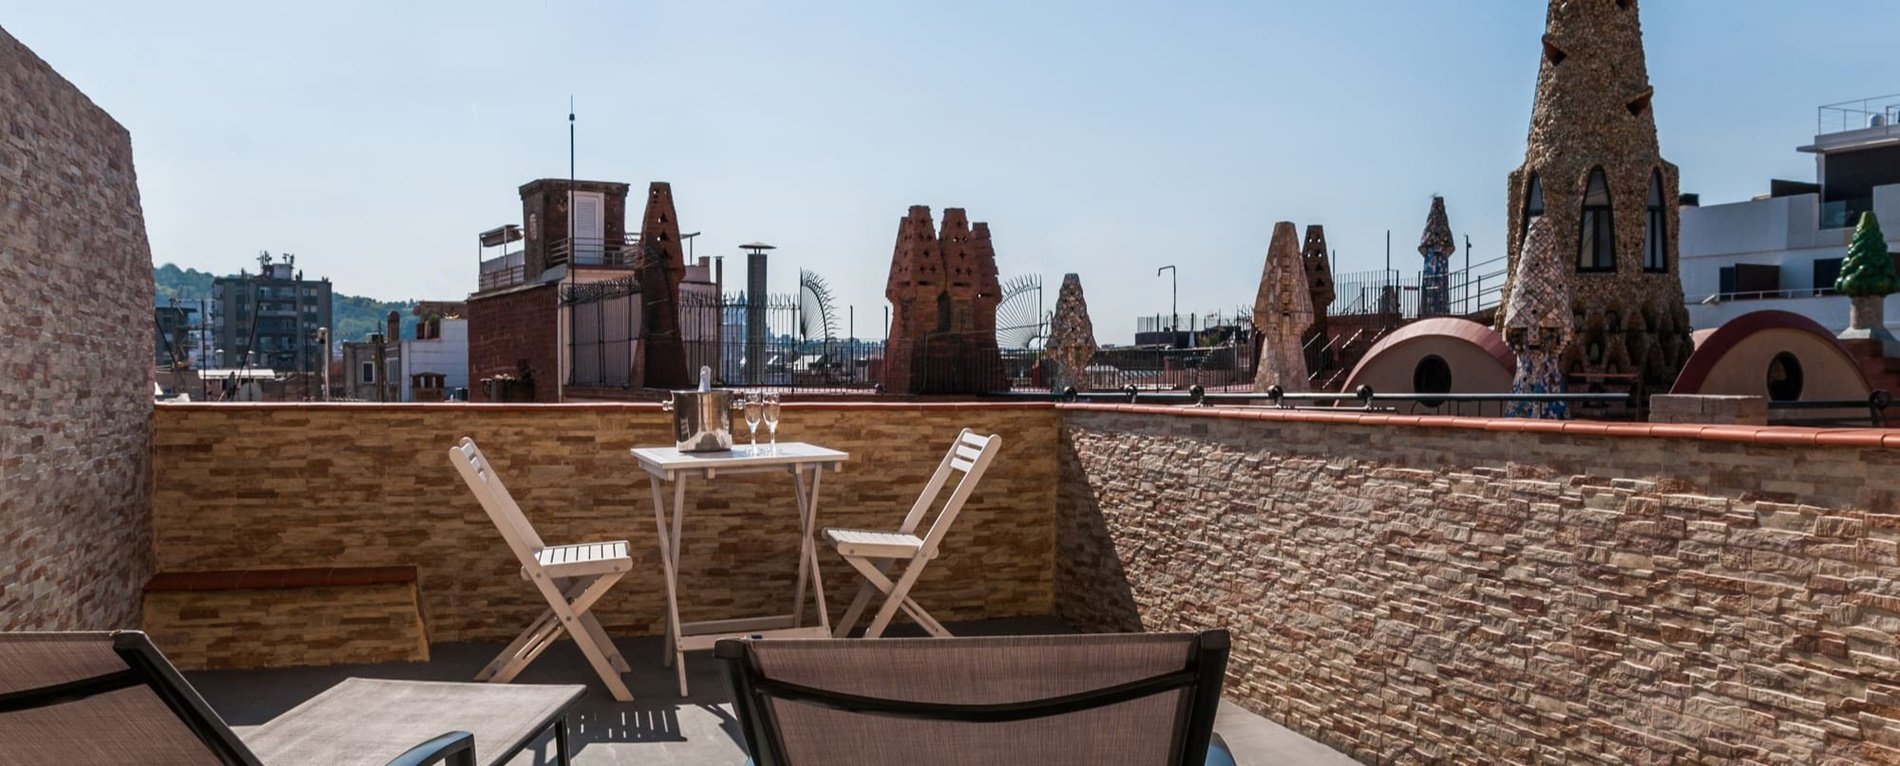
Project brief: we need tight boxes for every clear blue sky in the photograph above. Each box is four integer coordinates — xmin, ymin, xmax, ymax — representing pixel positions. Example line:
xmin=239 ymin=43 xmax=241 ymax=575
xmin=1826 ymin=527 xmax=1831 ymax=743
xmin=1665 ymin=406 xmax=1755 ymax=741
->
xmin=6 ymin=1 xmax=1897 ymax=342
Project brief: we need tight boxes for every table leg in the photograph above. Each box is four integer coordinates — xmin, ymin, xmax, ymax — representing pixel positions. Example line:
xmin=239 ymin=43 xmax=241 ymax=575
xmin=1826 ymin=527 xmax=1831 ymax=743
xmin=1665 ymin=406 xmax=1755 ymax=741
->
xmin=669 ymin=476 xmax=689 ymax=696
xmin=808 ymin=464 xmax=832 ymax=636
xmin=648 ymin=473 xmax=688 ymax=697
xmin=791 ymin=466 xmax=813 ymax=628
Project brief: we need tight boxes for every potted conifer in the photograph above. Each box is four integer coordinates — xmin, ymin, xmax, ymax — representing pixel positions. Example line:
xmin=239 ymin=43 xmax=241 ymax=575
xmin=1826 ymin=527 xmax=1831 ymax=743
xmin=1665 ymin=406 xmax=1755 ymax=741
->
xmin=1837 ymin=211 xmax=1896 ymax=341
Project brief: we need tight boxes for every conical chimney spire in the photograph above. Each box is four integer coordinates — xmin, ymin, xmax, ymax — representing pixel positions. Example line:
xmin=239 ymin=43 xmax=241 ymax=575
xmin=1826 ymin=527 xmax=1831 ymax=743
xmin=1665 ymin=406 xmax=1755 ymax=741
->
xmin=1500 ymin=0 xmax=1691 ymax=389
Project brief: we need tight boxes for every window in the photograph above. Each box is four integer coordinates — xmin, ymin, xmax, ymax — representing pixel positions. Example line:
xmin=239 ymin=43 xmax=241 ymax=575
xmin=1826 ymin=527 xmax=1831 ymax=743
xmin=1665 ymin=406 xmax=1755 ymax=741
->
xmin=360 ymin=361 xmax=375 ymax=384
xmin=1766 ymin=352 xmax=1803 ymax=401
xmin=1412 ymin=355 xmax=1452 ymax=407
xmin=1578 ymin=168 xmax=1615 ymax=271
xmin=1643 ymin=170 xmax=1666 ymax=272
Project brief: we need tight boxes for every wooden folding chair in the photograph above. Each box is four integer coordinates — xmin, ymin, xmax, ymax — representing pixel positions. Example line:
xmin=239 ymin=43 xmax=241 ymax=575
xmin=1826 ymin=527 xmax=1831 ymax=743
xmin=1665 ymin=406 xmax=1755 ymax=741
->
xmin=825 ymin=428 xmax=1002 ymax=639
xmin=449 ymin=438 xmax=635 ymax=702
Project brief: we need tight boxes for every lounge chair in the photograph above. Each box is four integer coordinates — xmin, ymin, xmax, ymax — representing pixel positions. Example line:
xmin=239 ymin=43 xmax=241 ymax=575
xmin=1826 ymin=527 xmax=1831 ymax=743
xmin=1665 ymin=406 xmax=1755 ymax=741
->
xmin=717 ymin=630 xmax=1237 ymax=765
xmin=0 ymin=630 xmax=583 ymax=766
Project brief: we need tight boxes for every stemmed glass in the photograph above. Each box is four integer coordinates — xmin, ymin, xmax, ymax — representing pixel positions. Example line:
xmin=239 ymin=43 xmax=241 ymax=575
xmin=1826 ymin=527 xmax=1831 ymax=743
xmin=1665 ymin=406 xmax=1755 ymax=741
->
xmin=762 ymin=394 xmax=782 ymax=455
xmin=743 ymin=393 xmax=764 ymax=455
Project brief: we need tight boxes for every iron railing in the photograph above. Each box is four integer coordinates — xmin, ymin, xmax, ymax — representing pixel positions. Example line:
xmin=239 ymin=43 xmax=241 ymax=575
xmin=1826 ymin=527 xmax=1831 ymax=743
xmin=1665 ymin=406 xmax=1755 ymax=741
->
xmin=1767 ymin=391 xmax=1890 ymax=428
xmin=478 ymin=250 xmax=525 ymax=291
xmin=562 ymin=277 xmax=640 ymax=388
xmin=549 ymin=235 xmax=642 ymax=268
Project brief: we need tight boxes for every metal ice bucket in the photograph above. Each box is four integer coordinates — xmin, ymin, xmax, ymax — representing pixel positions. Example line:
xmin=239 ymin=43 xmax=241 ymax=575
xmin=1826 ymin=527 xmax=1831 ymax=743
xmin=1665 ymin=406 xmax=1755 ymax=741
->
xmin=662 ymin=389 xmax=740 ymax=452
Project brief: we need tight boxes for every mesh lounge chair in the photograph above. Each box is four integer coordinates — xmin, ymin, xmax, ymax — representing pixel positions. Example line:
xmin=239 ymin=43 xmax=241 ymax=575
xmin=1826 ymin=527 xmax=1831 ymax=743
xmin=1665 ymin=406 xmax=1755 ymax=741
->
xmin=716 ymin=630 xmax=1236 ymax=766
xmin=0 ymin=631 xmax=583 ymax=766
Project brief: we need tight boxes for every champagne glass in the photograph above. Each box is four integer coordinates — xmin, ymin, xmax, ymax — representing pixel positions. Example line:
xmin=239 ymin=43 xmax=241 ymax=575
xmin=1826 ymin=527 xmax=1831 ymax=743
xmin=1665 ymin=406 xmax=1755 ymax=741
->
xmin=743 ymin=393 xmax=764 ymax=455
xmin=763 ymin=394 xmax=782 ymax=455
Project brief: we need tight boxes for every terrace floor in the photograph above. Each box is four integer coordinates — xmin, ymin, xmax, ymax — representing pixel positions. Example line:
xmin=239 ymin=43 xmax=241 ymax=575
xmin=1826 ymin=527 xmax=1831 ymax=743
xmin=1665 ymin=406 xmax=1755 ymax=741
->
xmin=186 ymin=617 xmax=1359 ymax=765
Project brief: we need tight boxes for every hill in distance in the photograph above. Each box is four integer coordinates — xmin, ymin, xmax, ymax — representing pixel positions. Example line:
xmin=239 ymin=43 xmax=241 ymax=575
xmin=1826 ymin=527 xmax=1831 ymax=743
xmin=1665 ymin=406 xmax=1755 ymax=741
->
xmin=154 ymin=263 xmax=422 ymax=344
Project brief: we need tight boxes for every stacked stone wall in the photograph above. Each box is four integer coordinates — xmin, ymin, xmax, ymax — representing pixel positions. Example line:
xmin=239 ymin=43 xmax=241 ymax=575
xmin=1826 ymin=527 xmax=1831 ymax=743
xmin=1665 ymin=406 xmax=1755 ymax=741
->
xmin=152 ymin=403 xmax=1060 ymax=642
xmin=0 ymin=26 xmax=156 ymax=630
xmin=1057 ymin=405 xmax=1900 ymax=764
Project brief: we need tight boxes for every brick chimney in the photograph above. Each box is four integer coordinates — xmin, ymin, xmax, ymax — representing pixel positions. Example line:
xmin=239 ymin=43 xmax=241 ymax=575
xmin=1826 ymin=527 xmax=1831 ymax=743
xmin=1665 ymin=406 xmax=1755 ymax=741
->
xmin=386 ymin=310 xmax=400 ymax=342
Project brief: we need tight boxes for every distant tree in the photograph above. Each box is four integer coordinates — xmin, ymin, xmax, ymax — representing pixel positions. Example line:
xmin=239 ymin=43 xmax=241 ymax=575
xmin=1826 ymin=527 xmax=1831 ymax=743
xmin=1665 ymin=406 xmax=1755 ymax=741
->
xmin=1837 ymin=211 xmax=1895 ymax=297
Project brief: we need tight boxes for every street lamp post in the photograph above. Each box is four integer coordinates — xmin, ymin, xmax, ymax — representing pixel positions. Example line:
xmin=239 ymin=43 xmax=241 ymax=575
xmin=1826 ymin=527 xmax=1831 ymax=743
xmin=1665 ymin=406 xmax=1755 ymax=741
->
xmin=1156 ymin=265 xmax=1178 ymax=333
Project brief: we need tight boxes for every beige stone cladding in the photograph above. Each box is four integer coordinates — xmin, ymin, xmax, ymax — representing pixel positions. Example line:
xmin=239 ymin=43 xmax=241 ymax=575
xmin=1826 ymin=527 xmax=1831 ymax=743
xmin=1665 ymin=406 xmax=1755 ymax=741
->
xmin=1500 ymin=0 xmax=1693 ymax=390
xmin=142 ymin=583 xmax=428 ymax=670
xmin=0 ymin=25 xmax=156 ymax=630
xmin=1057 ymin=406 xmax=1900 ymax=764
xmin=151 ymin=403 xmax=1060 ymax=642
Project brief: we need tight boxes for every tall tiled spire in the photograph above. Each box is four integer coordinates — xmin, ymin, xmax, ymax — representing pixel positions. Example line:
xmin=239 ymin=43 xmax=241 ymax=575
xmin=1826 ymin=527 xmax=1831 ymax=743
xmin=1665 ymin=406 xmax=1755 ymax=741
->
xmin=1504 ymin=217 xmax=1573 ymax=419
xmin=1253 ymin=222 xmax=1314 ymax=392
xmin=637 ymin=182 xmax=688 ymax=387
xmin=1047 ymin=274 xmax=1099 ymax=391
xmin=1501 ymin=0 xmax=1691 ymax=389
xmin=1418 ymin=196 xmax=1455 ymax=317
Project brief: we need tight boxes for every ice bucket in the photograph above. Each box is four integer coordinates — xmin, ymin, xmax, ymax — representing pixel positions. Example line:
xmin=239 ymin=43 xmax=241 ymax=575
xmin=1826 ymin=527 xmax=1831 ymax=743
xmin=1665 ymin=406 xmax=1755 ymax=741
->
xmin=662 ymin=389 xmax=739 ymax=452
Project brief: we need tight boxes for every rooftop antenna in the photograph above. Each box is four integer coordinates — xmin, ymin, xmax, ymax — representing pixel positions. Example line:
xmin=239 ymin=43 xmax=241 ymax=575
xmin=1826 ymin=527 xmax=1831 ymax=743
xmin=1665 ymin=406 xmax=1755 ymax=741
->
xmin=567 ymin=95 xmax=576 ymax=258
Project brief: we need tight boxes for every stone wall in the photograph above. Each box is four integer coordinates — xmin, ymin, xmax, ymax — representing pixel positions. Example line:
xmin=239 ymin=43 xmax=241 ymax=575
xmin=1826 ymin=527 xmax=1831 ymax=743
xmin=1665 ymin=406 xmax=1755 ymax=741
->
xmin=151 ymin=403 xmax=1059 ymax=642
xmin=0 ymin=26 xmax=156 ymax=630
xmin=143 ymin=582 xmax=428 ymax=671
xmin=1057 ymin=405 xmax=1900 ymax=764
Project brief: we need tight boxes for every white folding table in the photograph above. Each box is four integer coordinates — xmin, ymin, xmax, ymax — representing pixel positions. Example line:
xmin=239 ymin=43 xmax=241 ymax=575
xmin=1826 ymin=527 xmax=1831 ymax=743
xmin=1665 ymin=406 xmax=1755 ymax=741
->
xmin=630 ymin=442 xmax=850 ymax=696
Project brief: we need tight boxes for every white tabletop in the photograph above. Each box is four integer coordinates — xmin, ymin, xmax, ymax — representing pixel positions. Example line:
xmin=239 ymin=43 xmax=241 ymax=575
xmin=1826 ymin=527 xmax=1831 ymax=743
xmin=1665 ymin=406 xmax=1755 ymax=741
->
xmin=630 ymin=441 xmax=849 ymax=476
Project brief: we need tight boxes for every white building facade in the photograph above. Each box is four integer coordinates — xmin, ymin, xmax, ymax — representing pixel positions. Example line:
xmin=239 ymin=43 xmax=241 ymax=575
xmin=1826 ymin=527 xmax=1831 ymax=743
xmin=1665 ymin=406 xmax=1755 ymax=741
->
xmin=398 ymin=318 xmax=469 ymax=401
xmin=1682 ymin=101 xmax=1900 ymax=335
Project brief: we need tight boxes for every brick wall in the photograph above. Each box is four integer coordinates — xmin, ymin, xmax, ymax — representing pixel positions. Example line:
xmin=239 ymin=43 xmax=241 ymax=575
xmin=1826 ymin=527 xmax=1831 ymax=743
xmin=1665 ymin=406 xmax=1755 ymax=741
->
xmin=1057 ymin=405 xmax=1900 ymax=764
xmin=0 ymin=26 xmax=156 ymax=630
xmin=151 ymin=403 xmax=1058 ymax=642
xmin=466 ymin=282 xmax=557 ymax=402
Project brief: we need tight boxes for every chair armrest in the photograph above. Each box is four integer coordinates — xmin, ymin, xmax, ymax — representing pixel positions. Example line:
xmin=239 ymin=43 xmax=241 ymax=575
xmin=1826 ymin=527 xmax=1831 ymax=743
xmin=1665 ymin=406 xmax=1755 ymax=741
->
xmin=384 ymin=731 xmax=477 ymax=766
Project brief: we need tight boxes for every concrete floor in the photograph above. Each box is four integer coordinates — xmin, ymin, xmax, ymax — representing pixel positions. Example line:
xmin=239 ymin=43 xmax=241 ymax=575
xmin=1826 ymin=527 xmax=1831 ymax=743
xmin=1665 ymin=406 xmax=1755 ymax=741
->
xmin=188 ymin=617 xmax=1358 ymax=765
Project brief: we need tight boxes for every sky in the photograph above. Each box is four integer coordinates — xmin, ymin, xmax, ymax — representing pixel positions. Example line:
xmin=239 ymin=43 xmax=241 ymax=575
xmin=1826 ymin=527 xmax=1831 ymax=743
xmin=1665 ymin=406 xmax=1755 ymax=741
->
xmin=6 ymin=1 xmax=1899 ymax=342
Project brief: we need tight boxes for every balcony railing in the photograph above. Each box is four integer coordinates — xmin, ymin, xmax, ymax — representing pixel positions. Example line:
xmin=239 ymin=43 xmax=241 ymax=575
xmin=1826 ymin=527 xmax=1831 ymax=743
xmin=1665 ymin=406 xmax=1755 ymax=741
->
xmin=550 ymin=234 xmax=641 ymax=269
xmin=478 ymin=250 xmax=525 ymax=291
xmin=1818 ymin=93 xmax=1900 ymax=136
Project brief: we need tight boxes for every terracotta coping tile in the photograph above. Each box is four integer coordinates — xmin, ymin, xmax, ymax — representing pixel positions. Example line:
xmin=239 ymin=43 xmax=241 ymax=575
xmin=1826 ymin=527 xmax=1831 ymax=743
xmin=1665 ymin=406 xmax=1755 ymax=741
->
xmin=1699 ymin=426 xmax=1766 ymax=443
xmin=162 ymin=400 xmax=1900 ymax=449
xmin=1750 ymin=428 xmax=1820 ymax=446
xmin=145 ymin=566 xmax=418 ymax=593
xmin=1814 ymin=430 xmax=1889 ymax=447
xmin=1644 ymin=424 xmax=1710 ymax=440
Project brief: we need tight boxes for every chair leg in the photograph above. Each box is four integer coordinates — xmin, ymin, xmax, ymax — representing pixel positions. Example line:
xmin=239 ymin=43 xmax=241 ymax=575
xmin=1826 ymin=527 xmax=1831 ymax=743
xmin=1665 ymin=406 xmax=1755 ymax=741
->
xmin=833 ymin=577 xmax=880 ymax=638
xmin=898 ymin=598 xmax=951 ymax=638
xmin=479 ymin=609 xmax=560 ymax=681
xmin=864 ymin=558 xmax=933 ymax=639
xmin=577 ymin=611 xmax=630 ymax=673
xmin=553 ymin=714 xmax=572 ymax=766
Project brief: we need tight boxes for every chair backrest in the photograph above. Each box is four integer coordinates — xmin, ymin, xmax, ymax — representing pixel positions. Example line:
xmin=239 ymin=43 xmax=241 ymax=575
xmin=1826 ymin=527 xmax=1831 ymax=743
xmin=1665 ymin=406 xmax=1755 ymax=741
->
xmin=717 ymin=630 xmax=1229 ymax=766
xmin=449 ymin=437 xmax=547 ymax=566
xmin=0 ymin=631 xmax=261 ymax=765
xmin=895 ymin=429 xmax=1002 ymax=556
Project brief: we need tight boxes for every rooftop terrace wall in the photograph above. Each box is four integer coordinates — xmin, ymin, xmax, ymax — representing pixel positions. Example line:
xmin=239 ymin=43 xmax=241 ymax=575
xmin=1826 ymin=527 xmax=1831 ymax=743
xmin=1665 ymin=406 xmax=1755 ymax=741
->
xmin=1056 ymin=405 xmax=1900 ymax=764
xmin=151 ymin=403 xmax=1060 ymax=642
xmin=0 ymin=26 xmax=155 ymax=630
